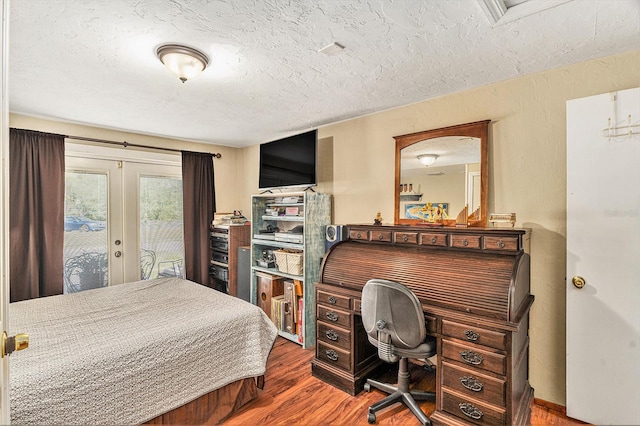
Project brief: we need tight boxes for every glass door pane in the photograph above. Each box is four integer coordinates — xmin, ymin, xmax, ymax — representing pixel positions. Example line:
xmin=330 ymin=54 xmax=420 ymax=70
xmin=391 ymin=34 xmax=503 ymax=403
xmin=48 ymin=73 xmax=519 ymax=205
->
xmin=64 ymin=157 xmax=124 ymax=292
xmin=139 ymin=174 xmax=184 ymax=280
xmin=63 ymin=170 xmax=109 ymax=293
xmin=122 ymin=162 xmax=183 ymax=282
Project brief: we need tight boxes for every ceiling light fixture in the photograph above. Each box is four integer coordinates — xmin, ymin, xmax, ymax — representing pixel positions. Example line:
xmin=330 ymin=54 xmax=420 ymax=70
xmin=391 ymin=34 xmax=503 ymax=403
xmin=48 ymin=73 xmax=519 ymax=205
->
xmin=417 ymin=154 xmax=438 ymax=166
xmin=156 ymin=44 xmax=209 ymax=83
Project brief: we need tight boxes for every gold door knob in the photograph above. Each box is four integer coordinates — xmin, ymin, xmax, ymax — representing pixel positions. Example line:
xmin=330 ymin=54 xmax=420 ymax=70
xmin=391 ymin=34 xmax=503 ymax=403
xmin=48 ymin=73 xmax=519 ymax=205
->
xmin=572 ymin=276 xmax=586 ymax=289
xmin=2 ymin=331 xmax=29 ymax=358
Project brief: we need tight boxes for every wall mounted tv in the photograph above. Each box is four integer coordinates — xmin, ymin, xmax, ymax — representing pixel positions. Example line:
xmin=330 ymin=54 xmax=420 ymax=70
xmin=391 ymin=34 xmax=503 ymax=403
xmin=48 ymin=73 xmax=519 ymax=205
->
xmin=258 ymin=129 xmax=317 ymax=190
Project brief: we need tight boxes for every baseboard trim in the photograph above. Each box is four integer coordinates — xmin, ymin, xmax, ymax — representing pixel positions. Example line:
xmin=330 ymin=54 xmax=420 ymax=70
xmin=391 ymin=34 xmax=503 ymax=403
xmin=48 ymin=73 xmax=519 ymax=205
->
xmin=534 ymin=398 xmax=589 ymax=424
xmin=534 ymin=398 xmax=566 ymax=414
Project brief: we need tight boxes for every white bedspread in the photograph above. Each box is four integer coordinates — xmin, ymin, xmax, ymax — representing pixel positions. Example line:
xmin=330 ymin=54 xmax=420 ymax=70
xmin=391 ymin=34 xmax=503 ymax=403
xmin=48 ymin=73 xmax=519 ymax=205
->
xmin=8 ymin=277 xmax=278 ymax=425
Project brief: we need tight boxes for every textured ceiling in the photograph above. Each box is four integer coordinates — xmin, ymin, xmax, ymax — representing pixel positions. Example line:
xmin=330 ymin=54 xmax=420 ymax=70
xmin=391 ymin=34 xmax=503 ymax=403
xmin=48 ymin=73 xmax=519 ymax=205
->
xmin=9 ymin=0 xmax=640 ymax=148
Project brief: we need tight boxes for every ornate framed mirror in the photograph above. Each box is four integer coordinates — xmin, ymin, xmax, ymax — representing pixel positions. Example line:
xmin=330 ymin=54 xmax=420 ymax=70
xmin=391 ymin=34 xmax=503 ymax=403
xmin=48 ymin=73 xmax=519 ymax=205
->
xmin=394 ymin=120 xmax=489 ymax=226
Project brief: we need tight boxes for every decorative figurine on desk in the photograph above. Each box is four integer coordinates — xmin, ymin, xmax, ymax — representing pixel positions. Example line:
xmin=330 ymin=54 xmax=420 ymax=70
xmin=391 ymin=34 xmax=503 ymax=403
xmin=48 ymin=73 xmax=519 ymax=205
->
xmin=373 ymin=212 xmax=383 ymax=225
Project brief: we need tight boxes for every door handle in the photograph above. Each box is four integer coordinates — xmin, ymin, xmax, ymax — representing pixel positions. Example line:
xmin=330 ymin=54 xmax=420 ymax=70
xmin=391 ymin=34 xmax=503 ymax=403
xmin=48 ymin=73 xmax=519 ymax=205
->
xmin=572 ymin=276 xmax=585 ymax=289
xmin=2 ymin=331 xmax=29 ymax=357
xmin=114 ymin=251 xmax=122 ymax=258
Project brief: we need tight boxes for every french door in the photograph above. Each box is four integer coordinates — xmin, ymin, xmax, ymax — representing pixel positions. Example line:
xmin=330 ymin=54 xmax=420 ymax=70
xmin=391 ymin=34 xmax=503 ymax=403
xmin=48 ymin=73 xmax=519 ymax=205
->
xmin=64 ymin=155 xmax=183 ymax=292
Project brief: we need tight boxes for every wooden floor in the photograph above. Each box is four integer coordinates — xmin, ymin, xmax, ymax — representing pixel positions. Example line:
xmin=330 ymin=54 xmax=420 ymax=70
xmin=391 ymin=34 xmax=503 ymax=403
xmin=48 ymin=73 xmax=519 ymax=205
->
xmin=224 ymin=337 xmax=587 ymax=425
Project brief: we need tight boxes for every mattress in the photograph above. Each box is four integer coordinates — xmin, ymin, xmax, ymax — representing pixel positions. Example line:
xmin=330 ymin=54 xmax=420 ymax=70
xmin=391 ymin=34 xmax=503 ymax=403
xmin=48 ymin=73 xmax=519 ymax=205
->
xmin=8 ymin=277 xmax=278 ymax=425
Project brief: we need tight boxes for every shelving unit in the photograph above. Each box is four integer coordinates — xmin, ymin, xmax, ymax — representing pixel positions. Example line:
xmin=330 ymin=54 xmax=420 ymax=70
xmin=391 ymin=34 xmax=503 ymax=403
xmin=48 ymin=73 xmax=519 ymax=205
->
xmin=209 ymin=224 xmax=250 ymax=296
xmin=250 ymin=191 xmax=331 ymax=349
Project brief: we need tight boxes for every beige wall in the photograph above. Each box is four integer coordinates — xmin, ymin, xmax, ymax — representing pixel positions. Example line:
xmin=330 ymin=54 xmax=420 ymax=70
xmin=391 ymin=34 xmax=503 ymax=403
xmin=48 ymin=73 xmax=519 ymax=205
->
xmin=9 ymin=114 xmax=244 ymax=213
xmin=242 ymin=49 xmax=640 ymax=405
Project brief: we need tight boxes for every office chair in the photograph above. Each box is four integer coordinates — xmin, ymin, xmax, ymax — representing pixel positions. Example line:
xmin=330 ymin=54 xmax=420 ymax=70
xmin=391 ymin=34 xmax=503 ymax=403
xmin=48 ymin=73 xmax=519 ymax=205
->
xmin=361 ymin=279 xmax=436 ymax=426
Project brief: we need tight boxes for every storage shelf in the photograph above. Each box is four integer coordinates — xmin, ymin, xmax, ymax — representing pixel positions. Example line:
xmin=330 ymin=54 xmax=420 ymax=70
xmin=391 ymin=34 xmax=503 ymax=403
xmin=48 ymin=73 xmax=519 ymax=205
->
xmin=261 ymin=215 xmax=304 ymax=222
xmin=278 ymin=330 xmax=302 ymax=345
xmin=251 ymin=239 xmax=304 ymax=251
xmin=267 ymin=202 xmax=304 ymax=207
xmin=252 ymin=265 xmax=303 ymax=281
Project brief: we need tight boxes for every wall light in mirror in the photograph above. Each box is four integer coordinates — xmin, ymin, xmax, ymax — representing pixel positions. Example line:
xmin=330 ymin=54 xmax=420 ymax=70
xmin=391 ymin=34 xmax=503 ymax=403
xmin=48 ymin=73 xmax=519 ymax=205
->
xmin=417 ymin=154 xmax=438 ymax=166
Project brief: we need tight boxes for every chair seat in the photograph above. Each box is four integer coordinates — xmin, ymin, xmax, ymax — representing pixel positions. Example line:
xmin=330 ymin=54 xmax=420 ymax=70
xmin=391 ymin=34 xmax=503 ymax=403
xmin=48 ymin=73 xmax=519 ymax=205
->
xmin=394 ymin=336 xmax=436 ymax=359
xmin=367 ymin=334 xmax=436 ymax=359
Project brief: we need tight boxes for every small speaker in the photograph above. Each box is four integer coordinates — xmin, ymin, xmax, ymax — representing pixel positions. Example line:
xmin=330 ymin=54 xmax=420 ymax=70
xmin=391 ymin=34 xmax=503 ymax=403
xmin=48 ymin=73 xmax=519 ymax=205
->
xmin=325 ymin=225 xmax=348 ymax=252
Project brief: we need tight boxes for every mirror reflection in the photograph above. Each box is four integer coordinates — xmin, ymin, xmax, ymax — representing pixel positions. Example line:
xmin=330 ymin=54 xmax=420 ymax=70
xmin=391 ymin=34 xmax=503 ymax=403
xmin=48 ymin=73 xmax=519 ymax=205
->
xmin=399 ymin=136 xmax=480 ymax=222
xmin=394 ymin=121 xmax=489 ymax=226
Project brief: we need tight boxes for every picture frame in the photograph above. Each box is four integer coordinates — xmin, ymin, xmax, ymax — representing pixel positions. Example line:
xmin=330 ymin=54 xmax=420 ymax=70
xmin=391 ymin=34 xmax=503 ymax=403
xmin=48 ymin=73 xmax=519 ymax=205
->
xmin=405 ymin=202 xmax=449 ymax=220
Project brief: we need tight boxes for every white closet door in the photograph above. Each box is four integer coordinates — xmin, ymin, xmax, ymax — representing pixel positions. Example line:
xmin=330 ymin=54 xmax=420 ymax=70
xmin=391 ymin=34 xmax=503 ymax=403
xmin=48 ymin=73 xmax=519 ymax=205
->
xmin=566 ymin=87 xmax=640 ymax=425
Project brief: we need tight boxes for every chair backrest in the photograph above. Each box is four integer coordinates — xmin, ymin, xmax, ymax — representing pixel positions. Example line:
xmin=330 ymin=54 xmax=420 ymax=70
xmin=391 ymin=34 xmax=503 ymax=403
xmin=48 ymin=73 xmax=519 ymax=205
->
xmin=361 ymin=279 xmax=426 ymax=351
xmin=140 ymin=248 xmax=157 ymax=280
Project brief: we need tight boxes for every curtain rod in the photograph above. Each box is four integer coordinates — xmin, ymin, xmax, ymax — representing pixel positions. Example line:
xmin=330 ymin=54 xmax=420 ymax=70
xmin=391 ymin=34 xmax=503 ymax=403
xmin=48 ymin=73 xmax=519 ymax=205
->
xmin=64 ymin=135 xmax=222 ymax=158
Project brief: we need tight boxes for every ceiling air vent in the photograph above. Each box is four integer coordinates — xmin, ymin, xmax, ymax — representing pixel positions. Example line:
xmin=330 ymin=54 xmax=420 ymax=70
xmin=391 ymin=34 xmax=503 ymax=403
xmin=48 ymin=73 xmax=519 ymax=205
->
xmin=477 ymin=0 xmax=572 ymax=26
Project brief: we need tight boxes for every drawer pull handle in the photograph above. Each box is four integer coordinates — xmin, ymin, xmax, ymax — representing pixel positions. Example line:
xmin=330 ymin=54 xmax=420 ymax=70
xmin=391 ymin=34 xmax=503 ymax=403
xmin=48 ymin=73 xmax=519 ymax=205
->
xmin=459 ymin=403 xmax=483 ymax=420
xmin=327 ymin=296 xmax=337 ymax=305
xmin=326 ymin=329 xmax=339 ymax=341
xmin=462 ymin=239 xmax=468 ymax=246
xmin=460 ymin=376 xmax=484 ymax=392
xmin=403 ymin=235 xmax=408 ymax=242
xmin=464 ymin=330 xmax=480 ymax=341
xmin=326 ymin=349 xmax=339 ymax=362
xmin=460 ymin=350 xmax=483 ymax=365
xmin=326 ymin=311 xmax=339 ymax=322
xmin=378 ymin=233 xmax=384 ymax=240
xmin=497 ymin=240 xmax=505 ymax=248
xmin=431 ymin=236 xmax=437 ymax=244
xmin=356 ymin=232 xmax=362 ymax=239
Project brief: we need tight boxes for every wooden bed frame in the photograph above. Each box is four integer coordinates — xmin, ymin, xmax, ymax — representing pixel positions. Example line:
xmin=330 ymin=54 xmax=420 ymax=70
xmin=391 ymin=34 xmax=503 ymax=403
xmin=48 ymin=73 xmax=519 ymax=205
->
xmin=144 ymin=376 xmax=264 ymax=425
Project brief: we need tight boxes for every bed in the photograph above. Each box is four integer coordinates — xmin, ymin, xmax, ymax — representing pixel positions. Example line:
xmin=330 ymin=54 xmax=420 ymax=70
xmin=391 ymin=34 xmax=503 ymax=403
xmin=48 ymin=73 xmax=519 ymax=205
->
xmin=8 ymin=277 xmax=278 ymax=425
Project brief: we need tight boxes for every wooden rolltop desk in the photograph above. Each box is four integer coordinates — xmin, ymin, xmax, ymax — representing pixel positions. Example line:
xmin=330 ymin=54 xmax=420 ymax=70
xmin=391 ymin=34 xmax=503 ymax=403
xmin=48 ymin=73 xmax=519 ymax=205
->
xmin=311 ymin=224 xmax=534 ymax=426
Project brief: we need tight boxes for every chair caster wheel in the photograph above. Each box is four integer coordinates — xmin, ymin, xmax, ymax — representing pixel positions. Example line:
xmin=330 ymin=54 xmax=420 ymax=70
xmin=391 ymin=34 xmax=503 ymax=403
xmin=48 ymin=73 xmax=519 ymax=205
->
xmin=364 ymin=383 xmax=371 ymax=392
xmin=367 ymin=412 xmax=376 ymax=424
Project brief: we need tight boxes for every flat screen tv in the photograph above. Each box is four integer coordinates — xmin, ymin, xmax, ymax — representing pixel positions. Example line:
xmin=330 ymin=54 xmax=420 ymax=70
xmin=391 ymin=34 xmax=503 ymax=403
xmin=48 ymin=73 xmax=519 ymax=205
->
xmin=258 ymin=129 xmax=317 ymax=190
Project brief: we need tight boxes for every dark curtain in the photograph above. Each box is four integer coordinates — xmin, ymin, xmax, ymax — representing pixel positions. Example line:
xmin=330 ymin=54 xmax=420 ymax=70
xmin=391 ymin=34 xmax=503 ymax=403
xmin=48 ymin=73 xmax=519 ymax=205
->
xmin=182 ymin=151 xmax=215 ymax=286
xmin=9 ymin=128 xmax=65 ymax=302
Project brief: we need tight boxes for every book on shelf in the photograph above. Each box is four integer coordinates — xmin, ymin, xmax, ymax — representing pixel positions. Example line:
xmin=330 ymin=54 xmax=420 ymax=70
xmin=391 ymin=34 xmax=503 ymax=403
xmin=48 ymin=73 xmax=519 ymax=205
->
xmin=297 ymin=297 xmax=304 ymax=344
xmin=271 ymin=295 xmax=284 ymax=329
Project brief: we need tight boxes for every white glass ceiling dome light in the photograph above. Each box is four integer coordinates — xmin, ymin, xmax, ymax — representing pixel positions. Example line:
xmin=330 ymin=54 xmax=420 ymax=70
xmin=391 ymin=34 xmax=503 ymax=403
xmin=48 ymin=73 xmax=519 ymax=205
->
xmin=156 ymin=44 xmax=209 ymax=83
xmin=417 ymin=154 xmax=438 ymax=166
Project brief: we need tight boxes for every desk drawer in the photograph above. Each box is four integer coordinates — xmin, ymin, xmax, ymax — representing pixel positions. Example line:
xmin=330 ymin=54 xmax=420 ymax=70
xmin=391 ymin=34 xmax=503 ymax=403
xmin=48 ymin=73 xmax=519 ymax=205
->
xmin=317 ymin=305 xmax=351 ymax=328
xmin=425 ymin=315 xmax=437 ymax=335
xmin=442 ymin=389 xmax=506 ymax=426
xmin=370 ymin=230 xmax=392 ymax=242
xmin=483 ymin=236 xmax=520 ymax=252
xmin=394 ymin=231 xmax=418 ymax=244
xmin=419 ymin=233 xmax=448 ymax=247
xmin=450 ymin=235 xmax=481 ymax=249
xmin=317 ymin=321 xmax=351 ymax=351
xmin=442 ymin=340 xmax=506 ymax=376
xmin=441 ymin=361 xmax=506 ymax=407
xmin=442 ymin=320 xmax=506 ymax=350
xmin=317 ymin=289 xmax=351 ymax=310
xmin=317 ymin=341 xmax=351 ymax=371
xmin=349 ymin=229 xmax=369 ymax=241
